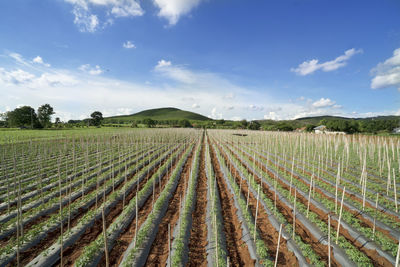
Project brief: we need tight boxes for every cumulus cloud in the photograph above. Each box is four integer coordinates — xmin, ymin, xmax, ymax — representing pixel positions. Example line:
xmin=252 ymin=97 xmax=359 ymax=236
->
xmin=291 ymin=48 xmax=362 ymax=76
xmin=64 ymin=0 xmax=143 ymax=32
xmin=371 ymin=48 xmax=400 ymax=91
xmin=79 ymin=64 xmax=104 ymax=75
xmin=123 ymin=41 xmax=136 ymax=49
xmin=32 ymin=56 xmax=51 ymax=67
xmin=192 ymin=103 xmax=200 ymax=108
xmin=153 ymin=0 xmax=204 ymax=25
xmin=312 ymin=98 xmax=335 ymax=108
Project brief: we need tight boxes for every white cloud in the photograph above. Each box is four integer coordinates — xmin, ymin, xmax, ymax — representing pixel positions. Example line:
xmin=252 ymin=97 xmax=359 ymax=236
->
xmin=192 ymin=103 xmax=200 ymax=108
xmin=210 ymin=107 xmax=222 ymax=120
xmin=291 ymin=48 xmax=362 ymax=76
xmin=123 ymin=41 xmax=136 ymax=49
xmin=0 ymin=68 xmax=35 ymax=85
xmin=153 ymin=0 xmax=204 ymax=25
xmin=312 ymin=98 xmax=335 ymax=108
xmin=32 ymin=56 xmax=51 ymax=67
xmin=79 ymin=64 xmax=104 ymax=75
xmin=155 ymin=59 xmax=196 ymax=84
xmin=64 ymin=0 xmax=143 ymax=32
xmin=248 ymin=104 xmax=263 ymax=111
xmin=371 ymin=48 xmax=400 ymax=90
xmin=72 ymin=6 xmax=100 ymax=32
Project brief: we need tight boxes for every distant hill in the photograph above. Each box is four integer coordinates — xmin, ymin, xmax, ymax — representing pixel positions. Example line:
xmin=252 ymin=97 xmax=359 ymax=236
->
xmin=295 ymin=115 xmax=400 ymax=125
xmin=104 ymin=107 xmax=211 ymax=123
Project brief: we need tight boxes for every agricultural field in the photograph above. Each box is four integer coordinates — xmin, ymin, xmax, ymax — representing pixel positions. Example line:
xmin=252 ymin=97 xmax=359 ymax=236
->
xmin=0 ymin=128 xmax=399 ymax=267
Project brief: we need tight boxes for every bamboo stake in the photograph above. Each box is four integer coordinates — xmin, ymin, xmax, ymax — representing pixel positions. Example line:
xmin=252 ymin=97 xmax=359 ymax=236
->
xmin=336 ymin=186 xmax=346 ymax=244
xmin=254 ymin=185 xmax=260 ymax=241
xmin=293 ymin=189 xmax=296 ymax=240
xmin=373 ymin=193 xmax=378 ymax=240
xmin=168 ymin=223 xmax=171 ymax=267
xmin=328 ymin=214 xmax=331 ymax=267
xmin=307 ymin=174 xmax=313 ymax=218
xmin=274 ymin=224 xmax=283 ymax=267
xmin=102 ymin=207 xmax=109 ymax=267
xmin=394 ymin=168 xmax=398 ymax=213
xmin=395 ymin=237 xmax=400 ymax=267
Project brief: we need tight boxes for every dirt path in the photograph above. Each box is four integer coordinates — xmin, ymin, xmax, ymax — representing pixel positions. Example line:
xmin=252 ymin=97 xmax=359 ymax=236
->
xmin=187 ymin=138 xmax=208 ymax=267
xmin=209 ymin=140 xmax=254 ymax=267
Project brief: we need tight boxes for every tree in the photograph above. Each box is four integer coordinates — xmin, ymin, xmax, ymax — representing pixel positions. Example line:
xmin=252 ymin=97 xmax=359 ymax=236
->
xmin=90 ymin=111 xmax=103 ymax=126
xmin=37 ymin=104 xmax=55 ymax=128
xmin=248 ymin=121 xmax=261 ymax=130
xmin=306 ymin=124 xmax=316 ymax=132
xmin=143 ymin=118 xmax=155 ymax=128
xmin=179 ymin=119 xmax=192 ymax=128
xmin=7 ymin=106 xmax=40 ymax=128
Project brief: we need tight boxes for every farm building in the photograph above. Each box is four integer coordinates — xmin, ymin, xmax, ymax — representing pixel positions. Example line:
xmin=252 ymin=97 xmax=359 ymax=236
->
xmin=314 ymin=125 xmax=346 ymax=135
xmin=393 ymin=127 xmax=400 ymax=134
xmin=314 ymin=125 xmax=327 ymax=134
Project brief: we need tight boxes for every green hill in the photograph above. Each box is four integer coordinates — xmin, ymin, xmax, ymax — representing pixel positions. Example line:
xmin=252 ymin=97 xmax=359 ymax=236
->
xmin=104 ymin=107 xmax=211 ymax=123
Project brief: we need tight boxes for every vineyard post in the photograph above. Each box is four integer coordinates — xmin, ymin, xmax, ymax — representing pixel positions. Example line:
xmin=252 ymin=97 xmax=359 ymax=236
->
xmin=254 ymin=185 xmax=260 ymax=242
xmin=336 ymin=186 xmax=346 ymax=244
xmin=274 ymin=224 xmax=282 ymax=267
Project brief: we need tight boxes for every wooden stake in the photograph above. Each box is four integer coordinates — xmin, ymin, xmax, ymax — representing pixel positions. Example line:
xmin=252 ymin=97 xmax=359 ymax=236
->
xmin=394 ymin=168 xmax=398 ymax=213
xmin=274 ymin=224 xmax=283 ymax=267
xmin=102 ymin=207 xmax=109 ymax=267
xmin=293 ymin=189 xmax=296 ymax=240
xmin=254 ymin=185 xmax=260 ymax=242
xmin=306 ymin=174 xmax=312 ymax=218
xmin=168 ymin=223 xmax=171 ymax=267
xmin=336 ymin=186 xmax=346 ymax=244
xmin=328 ymin=214 xmax=331 ymax=267
xmin=395 ymin=237 xmax=400 ymax=267
xmin=373 ymin=193 xmax=378 ymax=240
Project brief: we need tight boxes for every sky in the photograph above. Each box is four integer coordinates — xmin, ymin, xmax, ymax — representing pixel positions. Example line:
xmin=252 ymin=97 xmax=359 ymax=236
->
xmin=0 ymin=0 xmax=400 ymax=121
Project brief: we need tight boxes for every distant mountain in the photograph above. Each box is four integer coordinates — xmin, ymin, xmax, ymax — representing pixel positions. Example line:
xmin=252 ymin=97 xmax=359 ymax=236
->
xmin=104 ymin=107 xmax=211 ymax=122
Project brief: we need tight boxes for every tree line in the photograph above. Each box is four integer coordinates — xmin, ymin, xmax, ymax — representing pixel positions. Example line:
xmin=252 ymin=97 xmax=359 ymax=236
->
xmin=0 ymin=104 xmax=104 ymax=129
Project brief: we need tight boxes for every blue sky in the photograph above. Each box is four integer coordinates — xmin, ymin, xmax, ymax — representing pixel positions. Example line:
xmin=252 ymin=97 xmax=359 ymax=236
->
xmin=0 ymin=0 xmax=399 ymax=121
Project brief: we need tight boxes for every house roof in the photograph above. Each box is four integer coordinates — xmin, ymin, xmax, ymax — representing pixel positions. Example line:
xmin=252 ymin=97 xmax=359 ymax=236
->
xmin=314 ymin=125 xmax=326 ymax=130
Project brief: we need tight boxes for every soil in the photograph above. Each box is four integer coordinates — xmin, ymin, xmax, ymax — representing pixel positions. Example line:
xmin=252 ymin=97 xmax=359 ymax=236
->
xmin=187 ymin=137 xmax=208 ymax=267
xmin=100 ymin=145 xmax=191 ymax=267
xmin=56 ymin=149 xmax=176 ymax=267
xmin=214 ymin=142 xmax=299 ymax=267
xmin=144 ymin=145 xmax=195 ymax=266
xmin=209 ymin=140 xmax=255 ymax=267
xmin=226 ymin=144 xmax=392 ymax=266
